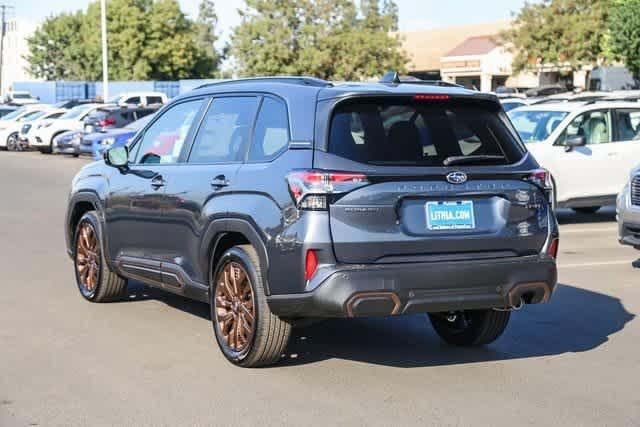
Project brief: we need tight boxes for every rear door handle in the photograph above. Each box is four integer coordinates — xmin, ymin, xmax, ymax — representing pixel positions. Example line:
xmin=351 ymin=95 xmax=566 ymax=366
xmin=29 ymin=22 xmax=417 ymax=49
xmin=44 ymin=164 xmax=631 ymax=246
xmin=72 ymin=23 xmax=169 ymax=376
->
xmin=151 ymin=175 xmax=166 ymax=189
xmin=211 ymin=175 xmax=230 ymax=189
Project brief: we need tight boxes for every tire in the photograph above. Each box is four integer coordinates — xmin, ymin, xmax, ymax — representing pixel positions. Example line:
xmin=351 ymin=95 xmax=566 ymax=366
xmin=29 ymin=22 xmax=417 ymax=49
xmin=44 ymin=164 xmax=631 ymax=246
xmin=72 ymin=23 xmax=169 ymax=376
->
xmin=429 ymin=309 xmax=510 ymax=347
xmin=6 ymin=133 xmax=18 ymax=151
xmin=572 ymin=206 xmax=600 ymax=214
xmin=211 ymin=245 xmax=291 ymax=368
xmin=73 ymin=211 xmax=127 ymax=302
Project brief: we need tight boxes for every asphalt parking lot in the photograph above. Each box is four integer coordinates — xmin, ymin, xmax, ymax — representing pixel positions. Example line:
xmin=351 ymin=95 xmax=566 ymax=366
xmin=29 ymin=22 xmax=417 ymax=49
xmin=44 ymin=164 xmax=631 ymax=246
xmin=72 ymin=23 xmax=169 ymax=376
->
xmin=0 ymin=152 xmax=639 ymax=426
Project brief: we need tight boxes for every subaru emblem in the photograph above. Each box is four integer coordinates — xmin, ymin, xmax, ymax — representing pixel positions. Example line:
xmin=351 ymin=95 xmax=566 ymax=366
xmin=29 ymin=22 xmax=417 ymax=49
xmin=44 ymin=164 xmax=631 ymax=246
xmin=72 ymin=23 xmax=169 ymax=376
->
xmin=446 ymin=171 xmax=467 ymax=185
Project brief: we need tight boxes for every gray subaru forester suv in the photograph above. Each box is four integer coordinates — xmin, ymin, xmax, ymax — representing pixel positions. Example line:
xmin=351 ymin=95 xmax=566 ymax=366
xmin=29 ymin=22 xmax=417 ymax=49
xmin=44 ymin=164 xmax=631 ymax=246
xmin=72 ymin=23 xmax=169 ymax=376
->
xmin=65 ymin=75 xmax=559 ymax=367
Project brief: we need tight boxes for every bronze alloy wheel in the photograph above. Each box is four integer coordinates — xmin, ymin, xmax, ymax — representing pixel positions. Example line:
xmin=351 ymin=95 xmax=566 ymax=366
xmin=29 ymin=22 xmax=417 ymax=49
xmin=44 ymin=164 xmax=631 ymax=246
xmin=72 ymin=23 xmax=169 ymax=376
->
xmin=75 ymin=221 xmax=101 ymax=295
xmin=214 ymin=261 xmax=256 ymax=353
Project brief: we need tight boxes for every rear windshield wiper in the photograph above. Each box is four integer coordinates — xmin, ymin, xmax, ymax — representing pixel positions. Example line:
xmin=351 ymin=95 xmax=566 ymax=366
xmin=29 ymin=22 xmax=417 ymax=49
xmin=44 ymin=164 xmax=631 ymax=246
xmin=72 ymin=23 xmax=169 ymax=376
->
xmin=443 ymin=155 xmax=506 ymax=166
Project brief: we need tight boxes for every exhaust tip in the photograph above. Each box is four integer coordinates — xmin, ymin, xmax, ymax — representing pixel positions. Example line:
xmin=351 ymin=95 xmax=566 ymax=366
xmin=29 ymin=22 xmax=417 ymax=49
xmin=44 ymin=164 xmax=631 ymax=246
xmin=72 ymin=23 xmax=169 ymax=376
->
xmin=346 ymin=292 xmax=401 ymax=318
xmin=508 ymin=282 xmax=551 ymax=306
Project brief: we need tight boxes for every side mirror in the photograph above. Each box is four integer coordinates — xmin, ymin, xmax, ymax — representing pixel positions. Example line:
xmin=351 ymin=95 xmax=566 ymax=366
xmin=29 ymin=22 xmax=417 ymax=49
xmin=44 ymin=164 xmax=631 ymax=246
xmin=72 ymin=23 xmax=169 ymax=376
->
xmin=564 ymin=136 xmax=586 ymax=152
xmin=104 ymin=146 xmax=129 ymax=169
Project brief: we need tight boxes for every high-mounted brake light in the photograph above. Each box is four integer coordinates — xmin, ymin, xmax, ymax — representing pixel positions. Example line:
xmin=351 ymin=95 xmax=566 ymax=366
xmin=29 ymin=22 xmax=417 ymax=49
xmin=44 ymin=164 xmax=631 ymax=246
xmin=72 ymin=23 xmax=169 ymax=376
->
xmin=413 ymin=94 xmax=450 ymax=102
xmin=286 ymin=170 xmax=369 ymax=210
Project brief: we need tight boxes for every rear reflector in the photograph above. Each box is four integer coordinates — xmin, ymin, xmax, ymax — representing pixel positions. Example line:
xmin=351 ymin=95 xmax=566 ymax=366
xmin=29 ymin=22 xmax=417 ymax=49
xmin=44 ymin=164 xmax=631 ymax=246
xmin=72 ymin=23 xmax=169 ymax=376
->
xmin=305 ymin=250 xmax=318 ymax=281
xmin=547 ymin=238 xmax=559 ymax=259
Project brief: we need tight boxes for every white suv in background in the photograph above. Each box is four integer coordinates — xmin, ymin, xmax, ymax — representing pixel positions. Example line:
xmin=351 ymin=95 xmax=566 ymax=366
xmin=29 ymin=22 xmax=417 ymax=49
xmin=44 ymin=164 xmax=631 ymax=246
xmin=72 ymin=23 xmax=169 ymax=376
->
xmin=509 ymin=101 xmax=640 ymax=213
xmin=0 ymin=106 xmax=52 ymax=150
xmin=105 ymin=92 xmax=167 ymax=107
xmin=30 ymin=104 xmax=104 ymax=154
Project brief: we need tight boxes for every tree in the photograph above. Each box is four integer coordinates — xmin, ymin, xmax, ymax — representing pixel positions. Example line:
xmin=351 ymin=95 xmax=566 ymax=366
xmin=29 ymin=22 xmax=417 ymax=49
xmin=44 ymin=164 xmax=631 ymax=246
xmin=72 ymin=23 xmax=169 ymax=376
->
xmin=609 ymin=0 xmax=640 ymax=77
xmin=194 ymin=0 xmax=222 ymax=76
xmin=230 ymin=0 xmax=407 ymax=80
xmin=25 ymin=13 xmax=84 ymax=80
xmin=501 ymin=0 xmax=610 ymax=73
xmin=25 ymin=0 xmax=221 ymax=81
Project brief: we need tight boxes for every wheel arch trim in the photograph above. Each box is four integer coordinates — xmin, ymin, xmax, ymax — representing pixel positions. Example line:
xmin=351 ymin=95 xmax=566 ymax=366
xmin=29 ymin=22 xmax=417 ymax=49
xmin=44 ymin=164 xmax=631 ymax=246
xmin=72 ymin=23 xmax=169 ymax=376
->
xmin=200 ymin=218 xmax=271 ymax=295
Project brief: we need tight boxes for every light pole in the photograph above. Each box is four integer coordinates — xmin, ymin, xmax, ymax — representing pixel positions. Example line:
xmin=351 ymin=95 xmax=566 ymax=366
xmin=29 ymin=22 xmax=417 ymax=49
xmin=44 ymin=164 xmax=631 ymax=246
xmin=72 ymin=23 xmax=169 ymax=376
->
xmin=100 ymin=0 xmax=109 ymax=101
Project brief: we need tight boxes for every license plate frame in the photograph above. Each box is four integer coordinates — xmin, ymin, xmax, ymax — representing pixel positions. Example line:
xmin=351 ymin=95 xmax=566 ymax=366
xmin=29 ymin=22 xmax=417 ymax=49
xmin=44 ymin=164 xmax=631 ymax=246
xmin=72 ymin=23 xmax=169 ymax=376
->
xmin=426 ymin=200 xmax=476 ymax=231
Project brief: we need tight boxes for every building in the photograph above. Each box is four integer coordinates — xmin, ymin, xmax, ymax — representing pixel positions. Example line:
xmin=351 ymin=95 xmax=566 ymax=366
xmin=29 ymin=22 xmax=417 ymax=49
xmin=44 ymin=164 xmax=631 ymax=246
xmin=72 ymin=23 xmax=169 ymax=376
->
xmin=1 ymin=19 xmax=36 ymax=96
xmin=396 ymin=21 xmax=537 ymax=92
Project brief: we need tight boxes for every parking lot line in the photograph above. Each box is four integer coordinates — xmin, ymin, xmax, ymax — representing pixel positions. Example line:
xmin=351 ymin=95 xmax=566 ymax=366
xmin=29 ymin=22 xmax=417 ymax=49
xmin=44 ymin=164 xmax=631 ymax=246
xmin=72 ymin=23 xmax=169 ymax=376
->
xmin=559 ymin=260 xmax=631 ymax=268
xmin=560 ymin=227 xmax=618 ymax=234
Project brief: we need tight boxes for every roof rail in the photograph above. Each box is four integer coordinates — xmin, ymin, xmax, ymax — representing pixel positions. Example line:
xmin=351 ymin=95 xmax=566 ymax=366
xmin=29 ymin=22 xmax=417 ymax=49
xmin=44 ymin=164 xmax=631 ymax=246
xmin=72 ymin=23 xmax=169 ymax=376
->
xmin=379 ymin=71 xmax=465 ymax=88
xmin=194 ymin=76 xmax=333 ymax=91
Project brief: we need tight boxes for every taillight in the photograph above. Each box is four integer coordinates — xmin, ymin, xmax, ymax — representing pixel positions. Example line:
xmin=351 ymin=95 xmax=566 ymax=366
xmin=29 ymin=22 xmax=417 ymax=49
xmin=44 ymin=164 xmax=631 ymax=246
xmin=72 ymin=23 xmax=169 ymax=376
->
xmin=547 ymin=238 xmax=559 ymax=259
xmin=526 ymin=169 xmax=554 ymax=205
xmin=305 ymin=249 xmax=318 ymax=281
xmin=286 ymin=170 xmax=369 ymax=210
xmin=99 ymin=117 xmax=116 ymax=128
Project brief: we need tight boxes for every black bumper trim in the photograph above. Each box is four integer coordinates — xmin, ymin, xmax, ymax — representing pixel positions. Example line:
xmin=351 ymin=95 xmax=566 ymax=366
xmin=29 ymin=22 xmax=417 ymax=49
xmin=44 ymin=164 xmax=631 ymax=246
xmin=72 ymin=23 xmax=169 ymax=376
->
xmin=267 ymin=256 xmax=557 ymax=318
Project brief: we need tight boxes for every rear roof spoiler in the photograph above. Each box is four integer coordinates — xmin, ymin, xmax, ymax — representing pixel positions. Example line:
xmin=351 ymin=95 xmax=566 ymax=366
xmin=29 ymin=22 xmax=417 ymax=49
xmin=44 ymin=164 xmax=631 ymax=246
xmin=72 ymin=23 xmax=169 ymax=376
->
xmin=379 ymin=71 xmax=465 ymax=89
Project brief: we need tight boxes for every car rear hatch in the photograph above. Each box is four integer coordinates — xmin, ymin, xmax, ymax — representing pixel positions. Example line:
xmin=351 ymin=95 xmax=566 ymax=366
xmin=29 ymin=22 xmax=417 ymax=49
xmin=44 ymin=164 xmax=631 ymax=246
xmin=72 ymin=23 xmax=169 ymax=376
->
xmin=312 ymin=95 xmax=552 ymax=264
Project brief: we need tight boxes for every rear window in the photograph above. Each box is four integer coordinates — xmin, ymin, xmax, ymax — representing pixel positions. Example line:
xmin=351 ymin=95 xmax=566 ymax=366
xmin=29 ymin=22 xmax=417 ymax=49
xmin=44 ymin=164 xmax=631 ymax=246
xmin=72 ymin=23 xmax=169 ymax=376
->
xmin=329 ymin=100 xmax=520 ymax=166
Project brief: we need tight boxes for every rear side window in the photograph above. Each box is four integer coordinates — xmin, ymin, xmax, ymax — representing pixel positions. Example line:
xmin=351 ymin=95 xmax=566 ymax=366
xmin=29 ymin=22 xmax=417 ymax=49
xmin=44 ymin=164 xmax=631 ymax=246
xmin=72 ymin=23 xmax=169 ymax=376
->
xmin=248 ymin=97 xmax=289 ymax=162
xmin=329 ymin=100 xmax=519 ymax=166
xmin=147 ymin=96 xmax=164 ymax=105
xmin=188 ymin=97 xmax=259 ymax=164
xmin=615 ymin=109 xmax=640 ymax=141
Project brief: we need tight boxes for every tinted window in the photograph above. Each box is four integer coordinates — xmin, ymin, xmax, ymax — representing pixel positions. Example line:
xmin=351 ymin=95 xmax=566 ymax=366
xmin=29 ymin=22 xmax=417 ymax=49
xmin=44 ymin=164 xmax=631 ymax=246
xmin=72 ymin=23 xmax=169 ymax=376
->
xmin=329 ymin=101 xmax=518 ymax=166
xmin=147 ymin=96 xmax=164 ymax=105
xmin=615 ymin=109 xmax=640 ymax=141
xmin=124 ymin=97 xmax=141 ymax=105
xmin=558 ymin=110 xmax=611 ymax=145
xmin=508 ymin=110 xmax=568 ymax=143
xmin=133 ymin=99 xmax=204 ymax=164
xmin=188 ymin=97 xmax=259 ymax=164
xmin=248 ymin=98 xmax=289 ymax=162
xmin=45 ymin=112 xmax=65 ymax=120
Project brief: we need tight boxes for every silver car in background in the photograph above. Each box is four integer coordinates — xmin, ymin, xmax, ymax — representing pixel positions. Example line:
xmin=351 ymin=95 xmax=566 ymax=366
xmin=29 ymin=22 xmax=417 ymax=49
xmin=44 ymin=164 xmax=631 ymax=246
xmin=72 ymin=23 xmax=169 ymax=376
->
xmin=617 ymin=167 xmax=640 ymax=249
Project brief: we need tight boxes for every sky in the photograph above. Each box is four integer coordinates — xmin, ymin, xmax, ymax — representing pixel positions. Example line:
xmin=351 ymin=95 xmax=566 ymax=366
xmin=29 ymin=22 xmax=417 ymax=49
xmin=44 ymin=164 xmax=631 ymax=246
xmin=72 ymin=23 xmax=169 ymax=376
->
xmin=12 ymin=0 xmax=535 ymax=41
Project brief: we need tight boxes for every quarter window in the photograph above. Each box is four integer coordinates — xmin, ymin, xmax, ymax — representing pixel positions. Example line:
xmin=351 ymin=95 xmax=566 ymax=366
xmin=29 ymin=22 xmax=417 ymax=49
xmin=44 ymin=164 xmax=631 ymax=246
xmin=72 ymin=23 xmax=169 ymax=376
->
xmin=614 ymin=109 xmax=640 ymax=142
xmin=133 ymin=99 xmax=204 ymax=164
xmin=248 ymin=98 xmax=289 ymax=162
xmin=188 ymin=97 xmax=259 ymax=164
xmin=558 ymin=110 xmax=612 ymax=145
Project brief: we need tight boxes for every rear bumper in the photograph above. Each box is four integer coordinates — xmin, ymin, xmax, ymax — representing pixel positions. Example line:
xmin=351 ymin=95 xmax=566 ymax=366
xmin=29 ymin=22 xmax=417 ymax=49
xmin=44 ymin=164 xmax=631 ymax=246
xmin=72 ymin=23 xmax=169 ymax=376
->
xmin=267 ymin=255 xmax=558 ymax=318
xmin=617 ymin=186 xmax=640 ymax=248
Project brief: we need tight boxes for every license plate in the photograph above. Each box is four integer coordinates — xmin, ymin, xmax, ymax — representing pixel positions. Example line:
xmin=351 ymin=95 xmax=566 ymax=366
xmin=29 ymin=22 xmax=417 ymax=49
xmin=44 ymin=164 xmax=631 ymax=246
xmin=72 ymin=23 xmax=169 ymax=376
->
xmin=426 ymin=201 xmax=475 ymax=230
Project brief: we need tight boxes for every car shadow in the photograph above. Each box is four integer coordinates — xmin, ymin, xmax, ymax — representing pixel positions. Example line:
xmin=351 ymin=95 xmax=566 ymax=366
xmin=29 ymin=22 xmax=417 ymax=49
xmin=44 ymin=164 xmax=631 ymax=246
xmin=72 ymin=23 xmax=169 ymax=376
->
xmin=124 ymin=281 xmax=635 ymax=369
xmin=555 ymin=206 xmax=616 ymax=225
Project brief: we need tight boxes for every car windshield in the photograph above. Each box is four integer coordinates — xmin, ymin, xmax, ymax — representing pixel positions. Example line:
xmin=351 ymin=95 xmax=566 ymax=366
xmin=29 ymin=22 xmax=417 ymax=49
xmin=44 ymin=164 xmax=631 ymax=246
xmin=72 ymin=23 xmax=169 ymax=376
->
xmin=20 ymin=111 xmax=47 ymax=122
xmin=125 ymin=114 xmax=154 ymax=131
xmin=1 ymin=108 xmax=27 ymax=121
xmin=329 ymin=100 xmax=520 ymax=166
xmin=508 ymin=110 xmax=569 ymax=143
xmin=502 ymin=102 xmax=524 ymax=112
xmin=59 ymin=105 xmax=93 ymax=120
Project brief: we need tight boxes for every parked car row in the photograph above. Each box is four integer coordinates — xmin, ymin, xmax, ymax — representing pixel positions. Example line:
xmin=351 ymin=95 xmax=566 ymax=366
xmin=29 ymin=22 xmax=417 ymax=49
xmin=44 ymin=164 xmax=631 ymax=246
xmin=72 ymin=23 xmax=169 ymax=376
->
xmin=0 ymin=91 xmax=165 ymax=158
xmin=505 ymin=92 xmax=640 ymax=215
